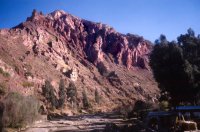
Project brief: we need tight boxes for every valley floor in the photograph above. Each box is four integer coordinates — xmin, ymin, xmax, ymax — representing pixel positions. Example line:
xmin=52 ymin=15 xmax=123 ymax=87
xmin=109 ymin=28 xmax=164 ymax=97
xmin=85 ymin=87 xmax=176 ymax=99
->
xmin=23 ymin=113 xmax=136 ymax=132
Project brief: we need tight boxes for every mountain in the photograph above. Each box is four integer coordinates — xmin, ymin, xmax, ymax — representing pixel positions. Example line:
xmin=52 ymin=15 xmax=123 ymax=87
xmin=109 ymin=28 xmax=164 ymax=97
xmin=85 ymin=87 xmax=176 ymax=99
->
xmin=0 ymin=10 xmax=159 ymax=112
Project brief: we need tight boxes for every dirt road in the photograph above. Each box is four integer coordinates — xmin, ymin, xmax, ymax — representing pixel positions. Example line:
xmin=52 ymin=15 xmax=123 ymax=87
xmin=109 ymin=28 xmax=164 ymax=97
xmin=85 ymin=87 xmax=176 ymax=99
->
xmin=23 ymin=113 xmax=135 ymax=132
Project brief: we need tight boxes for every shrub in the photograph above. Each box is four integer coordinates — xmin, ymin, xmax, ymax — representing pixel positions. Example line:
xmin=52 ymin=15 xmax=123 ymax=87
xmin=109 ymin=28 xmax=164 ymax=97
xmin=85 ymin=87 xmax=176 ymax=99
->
xmin=133 ymin=100 xmax=157 ymax=120
xmin=22 ymin=81 xmax=34 ymax=88
xmin=0 ymin=68 xmax=3 ymax=74
xmin=0 ymin=83 xmax=6 ymax=95
xmin=159 ymin=101 xmax=169 ymax=110
xmin=3 ymin=92 xmax=40 ymax=128
xmin=97 ymin=62 xmax=109 ymax=76
xmin=0 ymin=102 xmax=4 ymax=132
xmin=0 ymin=68 xmax=10 ymax=77
xmin=134 ymin=100 xmax=153 ymax=112
xmin=13 ymin=65 xmax=20 ymax=74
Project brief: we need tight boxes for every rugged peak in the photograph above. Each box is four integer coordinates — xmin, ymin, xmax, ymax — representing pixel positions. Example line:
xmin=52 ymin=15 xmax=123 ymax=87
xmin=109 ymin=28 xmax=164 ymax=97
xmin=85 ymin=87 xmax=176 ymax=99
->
xmin=26 ymin=9 xmax=44 ymax=21
xmin=17 ymin=10 xmax=152 ymax=70
xmin=46 ymin=10 xmax=81 ymax=21
xmin=47 ymin=10 xmax=67 ymax=20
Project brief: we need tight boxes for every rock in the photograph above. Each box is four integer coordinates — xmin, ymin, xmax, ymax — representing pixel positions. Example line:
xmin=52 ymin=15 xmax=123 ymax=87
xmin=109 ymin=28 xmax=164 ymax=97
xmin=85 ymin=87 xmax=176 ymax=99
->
xmin=16 ymin=9 xmax=152 ymax=70
xmin=80 ymin=109 xmax=88 ymax=114
xmin=61 ymin=110 xmax=73 ymax=116
xmin=47 ymin=113 xmax=63 ymax=120
xmin=69 ymin=67 xmax=78 ymax=82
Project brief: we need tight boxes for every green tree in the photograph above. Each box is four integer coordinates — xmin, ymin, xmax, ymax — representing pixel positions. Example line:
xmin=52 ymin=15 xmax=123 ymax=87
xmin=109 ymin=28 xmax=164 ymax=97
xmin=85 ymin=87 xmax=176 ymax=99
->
xmin=66 ymin=82 xmax=77 ymax=108
xmin=82 ymin=89 xmax=90 ymax=109
xmin=187 ymin=28 xmax=195 ymax=37
xmin=150 ymin=29 xmax=200 ymax=105
xmin=42 ymin=80 xmax=58 ymax=108
xmin=58 ymin=79 xmax=66 ymax=108
xmin=95 ymin=88 xmax=100 ymax=104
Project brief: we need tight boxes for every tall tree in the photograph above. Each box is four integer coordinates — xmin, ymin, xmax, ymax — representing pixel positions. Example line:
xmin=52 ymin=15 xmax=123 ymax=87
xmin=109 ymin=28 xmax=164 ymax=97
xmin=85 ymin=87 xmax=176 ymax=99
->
xmin=95 ymin=88 xmax=100 ymax=104
xmin=58 ymin=79 xmax=66 ymax=108
xmin=82 ymin=89 xmax=90 ymax=109
xmin=66 ymin=82 xmax=77 ymax=108
xmin=42 ymin=80 xmax=58 ymax=108
xmin=150 ymin=29 xmax=200 ymax=105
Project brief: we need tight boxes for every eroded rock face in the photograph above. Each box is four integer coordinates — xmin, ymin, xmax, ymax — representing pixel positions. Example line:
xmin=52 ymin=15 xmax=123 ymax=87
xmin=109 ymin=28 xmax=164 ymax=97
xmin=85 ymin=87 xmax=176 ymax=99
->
xmin=15 ymin=10 xmax=152 ymax=70
xmin=0 ymin=10 xmax=159 ymax=112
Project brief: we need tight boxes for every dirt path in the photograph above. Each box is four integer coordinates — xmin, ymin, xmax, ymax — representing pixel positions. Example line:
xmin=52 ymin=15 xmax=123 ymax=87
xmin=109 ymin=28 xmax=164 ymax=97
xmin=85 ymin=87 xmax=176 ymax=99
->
xmin=23 ymin=113 xmax=135 ymax=132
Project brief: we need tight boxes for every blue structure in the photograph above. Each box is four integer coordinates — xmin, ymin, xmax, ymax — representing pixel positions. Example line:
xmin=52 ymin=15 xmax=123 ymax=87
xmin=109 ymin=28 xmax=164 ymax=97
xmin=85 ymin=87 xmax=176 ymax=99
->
xmin=175 ymin=106 xmax=200 ymax=112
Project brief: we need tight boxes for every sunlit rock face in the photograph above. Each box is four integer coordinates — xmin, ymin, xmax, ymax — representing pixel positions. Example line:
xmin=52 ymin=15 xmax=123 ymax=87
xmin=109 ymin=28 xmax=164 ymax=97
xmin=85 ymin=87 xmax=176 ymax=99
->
xmin=0 ymin=10 xmax=158 ymax=111
xmin=17 ymin=10 xmax=152 ymax=70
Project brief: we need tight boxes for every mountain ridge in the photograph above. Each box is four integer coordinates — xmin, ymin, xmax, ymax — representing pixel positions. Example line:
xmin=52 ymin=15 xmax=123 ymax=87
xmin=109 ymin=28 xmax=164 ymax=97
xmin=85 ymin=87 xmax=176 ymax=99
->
xmin=0 ymin=10 xmax=159 ymax=112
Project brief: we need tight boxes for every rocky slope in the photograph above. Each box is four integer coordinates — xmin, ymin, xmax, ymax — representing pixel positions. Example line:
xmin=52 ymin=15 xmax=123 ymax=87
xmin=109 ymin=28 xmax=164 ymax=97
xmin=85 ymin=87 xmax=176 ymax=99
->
xmin=0 ymin=10 xmax=159 ymax=112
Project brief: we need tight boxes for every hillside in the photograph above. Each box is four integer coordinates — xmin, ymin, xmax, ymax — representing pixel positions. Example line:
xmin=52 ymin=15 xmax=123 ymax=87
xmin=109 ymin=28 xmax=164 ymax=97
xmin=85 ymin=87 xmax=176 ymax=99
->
xmin=0 ymin=10 xmax=159 ymax=112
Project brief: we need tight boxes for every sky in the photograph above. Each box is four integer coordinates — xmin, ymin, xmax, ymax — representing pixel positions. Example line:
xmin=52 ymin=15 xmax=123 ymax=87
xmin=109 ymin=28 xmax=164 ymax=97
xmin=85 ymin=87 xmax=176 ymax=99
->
xmin=0 ymin=0 xmax=200 ymax=42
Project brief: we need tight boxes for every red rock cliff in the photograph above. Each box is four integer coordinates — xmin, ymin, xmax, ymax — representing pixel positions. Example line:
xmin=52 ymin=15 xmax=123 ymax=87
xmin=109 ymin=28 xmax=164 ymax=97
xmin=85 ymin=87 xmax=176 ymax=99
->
xmin=15 ymin=10 xmax=152 ymax=70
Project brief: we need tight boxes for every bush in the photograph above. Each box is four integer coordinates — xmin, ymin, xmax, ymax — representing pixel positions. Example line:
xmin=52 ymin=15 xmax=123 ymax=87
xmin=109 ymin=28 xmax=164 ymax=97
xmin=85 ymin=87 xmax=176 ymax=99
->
xmin=0 ymin=68 xmax=3 ymax=75
xmin=0 ymin=83 xmax=6 ymax=95
xmin=0 ymin=68 xmax=10 ymax=77
xmin=97 ymin=62 xmax=109 ymax=76
xmin=22 ymin=81 xmax=34 ymax=88
xmin=133 ymin=100 xmax=157 ymax=120
xmin=13 ymin=65 xmax=20 ymax=74
xmin=159 ymin=101 xmax=169 ymax=110
xmin=0 ymin=102 xmax=4 ymax=132
xmin=134 ymin=100 xmax=153 ymax=112
xmin=3 ymin=92 xmax=40 ymax=128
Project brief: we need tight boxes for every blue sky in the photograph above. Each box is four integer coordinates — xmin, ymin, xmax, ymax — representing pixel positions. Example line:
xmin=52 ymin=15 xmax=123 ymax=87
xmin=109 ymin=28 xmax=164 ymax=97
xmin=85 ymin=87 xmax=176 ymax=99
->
xmin=0 ymin=0 xmax=199 ymax=42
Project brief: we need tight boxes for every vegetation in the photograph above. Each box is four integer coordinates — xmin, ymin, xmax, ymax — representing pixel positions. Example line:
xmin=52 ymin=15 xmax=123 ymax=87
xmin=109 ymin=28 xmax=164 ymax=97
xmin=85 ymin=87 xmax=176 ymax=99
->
xmin=150 ymin=28 xmax=200 ymax=105
xmin=13 ymin=64 xmax=20 ymax=74
xmin=0 ymin=102 xmax=4 ymax=132
xmin=134 ymin=100 xmax=155 ymax=112
xmin=97 ymin=62 xmax=109 ymax=76
xmin=22 ymin=81 xmax=34 ymax=88
xmin=66 ymin=82 xmax=77 ymax=108
xmin=82 ymin=89 xmax=90 ymax=109
xmin=58 ymin=79 xmax=66 ymax=108
xmin=95 ymin=88 xmax=100 ymax=104
xmin=133 ymin=100 xmax=156 ymax=120
xmin=0 ymin=68 xmax=10 ymax=77
xmin=3 ymin=92 xmax=40 ymax=128
xmin=0 ymin=83 xmax=6 ymax=95
xmin=159 ymin=101 xmax=169 ymax=111
xmin=42 ymin=80 xmax=58 ymax=108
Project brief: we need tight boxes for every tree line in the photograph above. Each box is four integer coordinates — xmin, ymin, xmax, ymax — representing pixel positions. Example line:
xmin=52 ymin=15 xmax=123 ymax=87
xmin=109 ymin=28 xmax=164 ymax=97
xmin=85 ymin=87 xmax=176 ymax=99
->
xmin=42 ymin=79 xmax=101 ymax=109
xmin=150 ymin=28 xmax=200 ymax=106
